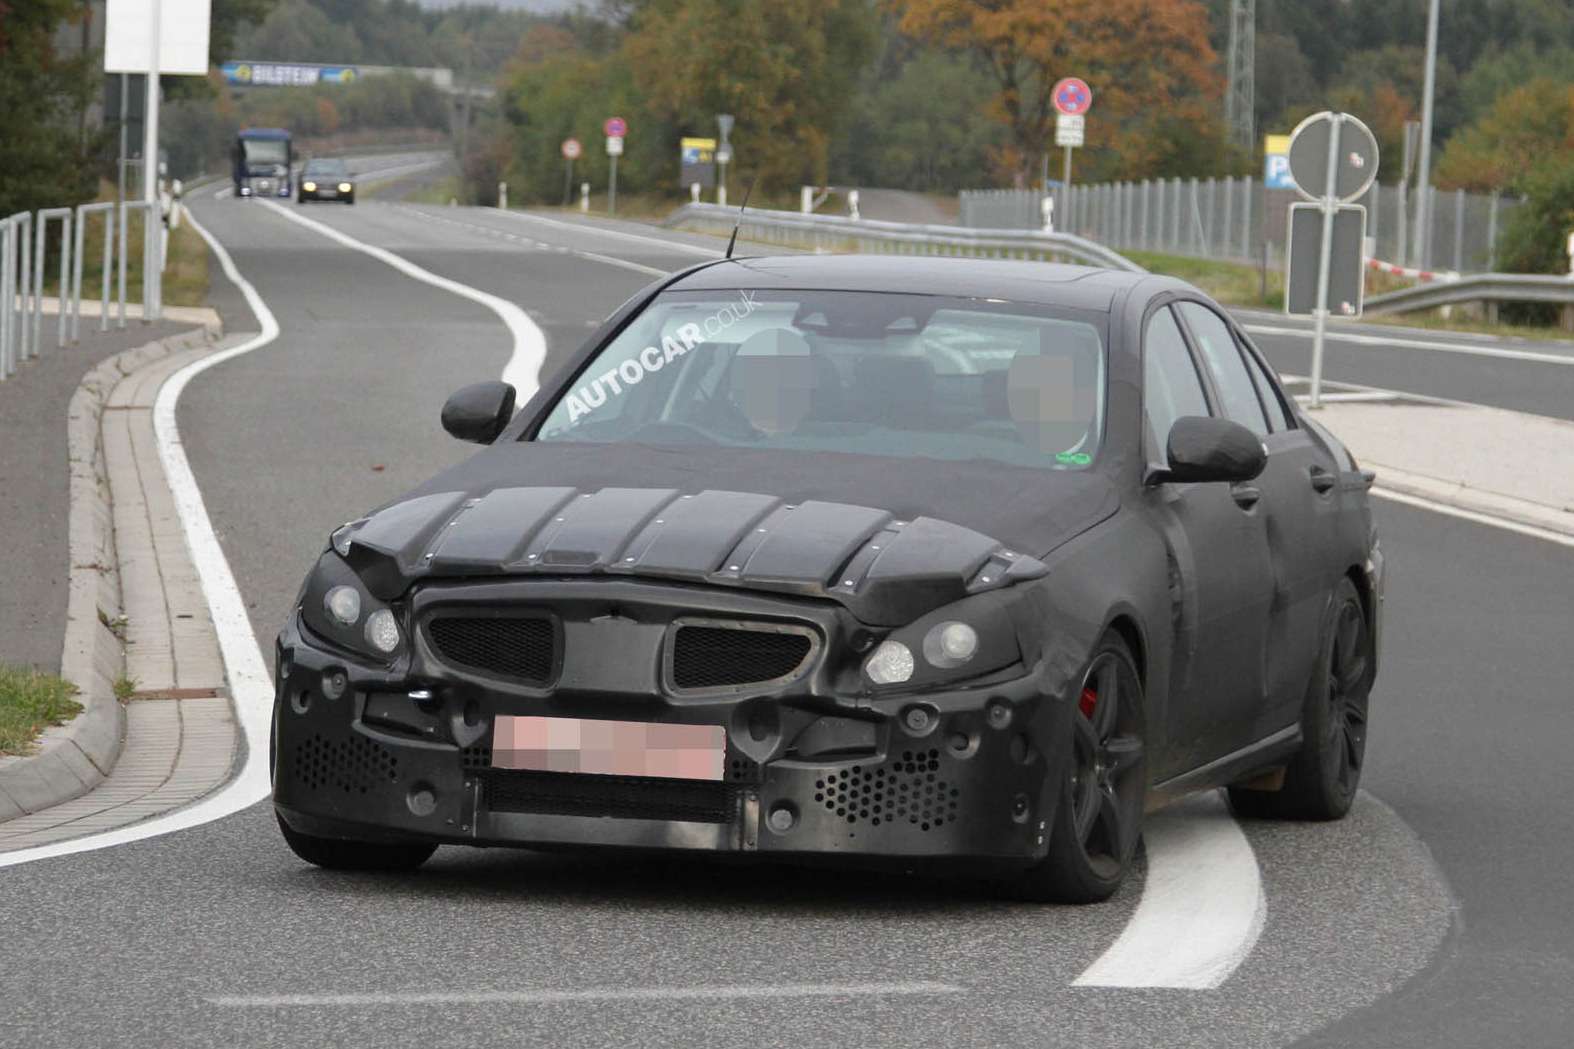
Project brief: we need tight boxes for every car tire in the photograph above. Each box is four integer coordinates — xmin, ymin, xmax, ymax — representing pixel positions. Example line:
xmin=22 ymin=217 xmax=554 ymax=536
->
xmin=276 ymin=813 xmax=437 ymax=871
xmin=1228 ymin=577 xmax=1371 ymax=821
xmin=1006 ymin=632 xmax=1147 ymax=903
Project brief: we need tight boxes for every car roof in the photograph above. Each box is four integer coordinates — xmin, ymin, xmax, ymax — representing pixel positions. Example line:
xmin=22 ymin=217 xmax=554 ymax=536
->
xmin=666 ymin=255 xmax=1154 ymax=312
xmin=238 ymin=127 xmax=291 ymax=140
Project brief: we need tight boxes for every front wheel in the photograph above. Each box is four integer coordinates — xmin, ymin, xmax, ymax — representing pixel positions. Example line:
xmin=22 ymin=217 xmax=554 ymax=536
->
xmin=276 ymin=813 xmax=437 ymax=871
xmin=1228 ymin=577 xmax=1371 ymax=821
xmin=1007 ymin=632 xmax=1147 ymax=903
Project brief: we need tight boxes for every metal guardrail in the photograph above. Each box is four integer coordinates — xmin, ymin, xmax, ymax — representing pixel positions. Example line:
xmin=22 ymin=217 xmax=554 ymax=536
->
xmin=663 ymin=202 xmax=1145 ymax=273
xmin=1 ymin=199 xmax=160 ymax=380
xmin=1365 ymin=272 xmax=1574 ymax=317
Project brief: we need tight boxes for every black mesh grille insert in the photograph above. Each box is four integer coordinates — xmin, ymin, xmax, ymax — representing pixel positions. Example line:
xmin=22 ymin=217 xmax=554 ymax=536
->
xmin=426 ymin=615 xmax=554 ymax=684
xmin=671 ymin=625 xmax=812 ymax=689
xmin=480 ymin=769 xmax=736 ymax=823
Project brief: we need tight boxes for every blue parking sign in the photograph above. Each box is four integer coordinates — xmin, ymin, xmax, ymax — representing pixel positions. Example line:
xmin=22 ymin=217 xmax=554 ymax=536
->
xmin=1264 ymin=134 xmax=1294 ymax=189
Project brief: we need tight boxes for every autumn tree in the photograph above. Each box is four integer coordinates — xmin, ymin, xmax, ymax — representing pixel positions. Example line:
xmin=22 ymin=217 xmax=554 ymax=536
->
xmin=0 ymin=0 xmax=100 ymax=216
xmin=893 ymin=0 xmax=1225 ymax=184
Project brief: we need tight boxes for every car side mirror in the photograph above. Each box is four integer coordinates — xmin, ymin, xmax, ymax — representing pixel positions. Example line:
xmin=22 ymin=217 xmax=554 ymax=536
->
xmin=441 ymin=381 xmax=516 ymax=444
xmin=1159 ymin=416 xmax=1266 ymax=484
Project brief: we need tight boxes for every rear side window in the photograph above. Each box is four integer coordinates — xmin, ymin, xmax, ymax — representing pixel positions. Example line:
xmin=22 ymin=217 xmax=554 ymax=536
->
xmin=1178 ymin=302 xmax=1268 ymax=437
xmin=1142 ymin=307 xmax=1210 ymax=460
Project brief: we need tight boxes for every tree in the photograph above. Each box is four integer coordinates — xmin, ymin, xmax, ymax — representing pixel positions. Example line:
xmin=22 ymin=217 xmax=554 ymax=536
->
xmin=894 ymin=0 xmax=1225 ymax=184
xmin=1435 ymin=78 xmax=1574 ymax=192
xmin=1497 ymin=159 xmax=1574 ymax=282
xmin=0 ymin=0 xmax=100 ymax=216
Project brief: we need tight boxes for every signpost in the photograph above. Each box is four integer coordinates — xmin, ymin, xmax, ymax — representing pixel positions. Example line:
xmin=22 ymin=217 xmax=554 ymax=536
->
xmin=1283 ymin=111 xmax=1379 ymax=408
xmin=105 ymin=0 xmax=213 ymax=323
xmin=603 ymin=117 xmax=626 ymax=216
xmin=716 ymin=114 xmax=735 ymax=206
xmin=1051 ymin=77 xmax=1092 ymax=209
xmin=561 ymin=138 xmax=581 ymax=205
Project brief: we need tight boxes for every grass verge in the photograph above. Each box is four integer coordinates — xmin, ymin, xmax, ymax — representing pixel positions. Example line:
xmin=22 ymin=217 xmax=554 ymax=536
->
xmin=0 ymin=665 xmax=83 ymax=756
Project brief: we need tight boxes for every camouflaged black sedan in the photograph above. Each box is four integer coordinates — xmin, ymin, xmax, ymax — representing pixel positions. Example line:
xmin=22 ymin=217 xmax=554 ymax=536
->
xmin=271 ymin=255 xmax=1383 ymax=902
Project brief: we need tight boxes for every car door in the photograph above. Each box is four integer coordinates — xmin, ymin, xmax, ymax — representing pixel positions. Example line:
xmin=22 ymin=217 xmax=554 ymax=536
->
xmin=1175 ymin=302 xmax=1334 ymax=742
xmin=1140 ymin=304 xmax=1275 ymax=778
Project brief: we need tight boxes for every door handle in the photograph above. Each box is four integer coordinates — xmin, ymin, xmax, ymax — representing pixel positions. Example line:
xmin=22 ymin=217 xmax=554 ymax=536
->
xmin=1309 ymin=466 xmax=1337 ymax=493
xmin=1231 ymin=483 xmax=1261 ymax=510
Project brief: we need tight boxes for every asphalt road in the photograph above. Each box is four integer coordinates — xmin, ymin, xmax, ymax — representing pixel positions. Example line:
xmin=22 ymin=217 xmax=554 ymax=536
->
xmin=1 ymin=176 xmax=1570 ymax=1048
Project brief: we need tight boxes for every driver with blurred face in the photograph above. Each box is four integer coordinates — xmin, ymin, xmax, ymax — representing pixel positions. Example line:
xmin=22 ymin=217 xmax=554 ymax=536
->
xmin=1006 ymin=332 xmax=1099 ymax=456
xmin=728 ymin=329 xmax=818 ymax=436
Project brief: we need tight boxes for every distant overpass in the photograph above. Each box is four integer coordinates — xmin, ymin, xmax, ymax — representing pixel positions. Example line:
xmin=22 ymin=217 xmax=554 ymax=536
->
xmin=219 ymin=61 xmax=494 ymax=100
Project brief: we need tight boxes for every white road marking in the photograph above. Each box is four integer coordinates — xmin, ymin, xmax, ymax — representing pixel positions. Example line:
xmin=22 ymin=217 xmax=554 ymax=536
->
xmin=394 ymin=204 xmax=671 ymax=277
xmin=1372 ymin=487 xmax=1574 ymax=548
xmin=208 ymin=981 xmax=963 ymax=1008
xmin=1244 ymin=322 xmax=1574 ymax=367
xmin=1073 ymin=792 xmax=1266 ymax=989
xmin=0 ymin=208 xmax=278 ymax=869
xmin=485 ymin=207 xmax=727 ymax=258
xmin=258 ymin=198 xmax=546 ymax=394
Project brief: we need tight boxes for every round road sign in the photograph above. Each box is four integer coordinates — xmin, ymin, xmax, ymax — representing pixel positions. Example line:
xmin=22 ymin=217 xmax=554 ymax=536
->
xmin=603 ymin=116 xmax=627 ymax=138
xmin=1287 ymin=111 xmax=1379 ymax=203
xmin=1052 ymin=77 xmax=1093 ymax=117
xmin=561 ymin=138 xmax=582 ymax=160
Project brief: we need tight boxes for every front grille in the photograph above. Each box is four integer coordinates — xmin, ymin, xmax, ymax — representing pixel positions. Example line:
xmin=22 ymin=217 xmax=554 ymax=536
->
xmin=480 ymin=769 xmax=736 ymax=823
xmin=670 ymin=624 xmax=813 ymax=690
xmin=426 ymin=615 xmax=554 ymax=684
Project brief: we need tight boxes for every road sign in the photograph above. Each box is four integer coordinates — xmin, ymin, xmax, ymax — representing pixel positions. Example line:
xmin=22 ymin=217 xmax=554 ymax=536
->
xmin=603 ymin=116 xmax=627 ymax=138
xmin=717 ymin=113 xmax=735 ymax=139
xmin=1287 ymin=111 xmax=1378 ymax=202
xmin=1055 ymin=114 xmax=1085 ymax=148
xmin=561 ymin=138 xmax=582 ymax=160
xmin=106 ymin=0 xmax=211 ymax=75
xmin=1287 ymin=203 xmax=1366 ymax=316
xmin=680 ymin=136 xmax=716 ymax=188
xmin=605 ymin=135 xmax=623 ymax=157
xmin=1263 ymin=133 xmax=1293 ymax=189
xmin=1052 ymin=77 xmax=1093 ymax=116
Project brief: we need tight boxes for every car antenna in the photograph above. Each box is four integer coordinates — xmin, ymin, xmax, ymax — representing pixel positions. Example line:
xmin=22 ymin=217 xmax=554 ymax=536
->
xmin=725 ymin=175 xmax=758 ymax=259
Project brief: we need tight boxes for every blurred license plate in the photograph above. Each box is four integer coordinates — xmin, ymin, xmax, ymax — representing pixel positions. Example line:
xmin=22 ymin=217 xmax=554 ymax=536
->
xmin=319 ymin=189 xmax=337 ymax=197
xmin=491 ymin=715 xmax=725 ymax=781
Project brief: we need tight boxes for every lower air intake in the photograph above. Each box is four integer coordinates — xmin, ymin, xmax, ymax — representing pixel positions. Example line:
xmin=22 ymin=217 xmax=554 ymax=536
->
xmin=480 ymin=769 xmax=736 ymax=824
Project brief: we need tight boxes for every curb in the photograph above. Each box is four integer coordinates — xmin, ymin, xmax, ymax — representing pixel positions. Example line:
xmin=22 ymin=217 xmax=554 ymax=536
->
xmin=1371 ymin=463 xmax=1574 ymax=541
xmin=0 ymin=326 xmax=219 ymax=821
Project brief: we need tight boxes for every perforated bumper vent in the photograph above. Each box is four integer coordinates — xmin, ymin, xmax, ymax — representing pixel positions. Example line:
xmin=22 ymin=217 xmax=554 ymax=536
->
xmin=814 ymin=749 xmax=960 ymax=830
xmin=292 ymin=733 xmax=398 ymax=795
xmin=669 ymin=622 xmax=815 ymax=691
xmin=425 ymin=614 xmax=554 ymax=684
xmin=480 ymin=769 xmax=737 ymax=823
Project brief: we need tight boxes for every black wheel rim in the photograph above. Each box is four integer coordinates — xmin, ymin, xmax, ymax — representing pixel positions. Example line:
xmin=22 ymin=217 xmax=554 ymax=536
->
xmin=1327 ymin=599 xmax=1370 ymax=796
xmin=1069 ymin=652 xmax=1145 ymax=879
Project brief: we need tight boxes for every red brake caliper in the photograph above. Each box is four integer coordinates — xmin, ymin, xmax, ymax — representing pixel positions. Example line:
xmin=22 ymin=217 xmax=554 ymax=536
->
xmin=1079 ymin=685 xmax=1098 ymax=720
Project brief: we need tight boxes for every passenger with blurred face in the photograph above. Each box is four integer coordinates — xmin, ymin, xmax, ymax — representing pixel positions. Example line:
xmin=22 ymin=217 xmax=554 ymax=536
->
xmin=728 ymin=329 xmax=819 ymax=436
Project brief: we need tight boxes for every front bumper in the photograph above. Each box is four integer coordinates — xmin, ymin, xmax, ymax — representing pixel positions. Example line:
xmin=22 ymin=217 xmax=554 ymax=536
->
xmin=273 ymin=579 xmax=1071 ymax=869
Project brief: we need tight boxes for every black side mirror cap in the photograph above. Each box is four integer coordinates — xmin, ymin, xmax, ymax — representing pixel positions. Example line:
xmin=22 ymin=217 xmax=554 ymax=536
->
xmin=441 ymin=381 xmax=516 ymax=444
xmin=1157 ymin=415 xmax=1267 ymax=484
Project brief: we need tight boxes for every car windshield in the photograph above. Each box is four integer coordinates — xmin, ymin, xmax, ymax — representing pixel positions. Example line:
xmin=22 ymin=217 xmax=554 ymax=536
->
xmin=241 ymin=138 xmax=289 ymax=166
xmin=534 ymin=289 xmax=1106 ymax=470
xmin=304 ymin=159 xmax=347 ymax=176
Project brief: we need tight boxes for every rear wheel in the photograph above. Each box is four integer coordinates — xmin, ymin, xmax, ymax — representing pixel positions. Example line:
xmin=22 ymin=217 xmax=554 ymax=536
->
xmin=1008 ymin=633 xmax=1147 ymax=903
xmin=275 ymin=813 xmax=437 ymax=872
xmin=1228 ymin=577 xmax=1371 ymax=820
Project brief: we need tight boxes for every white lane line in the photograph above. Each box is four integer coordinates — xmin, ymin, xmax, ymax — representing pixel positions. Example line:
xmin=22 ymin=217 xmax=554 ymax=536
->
xmin=1073 ymin=792 xmax=1265 ymax=989
xmin=394 ymin=204 xmax=669 ymax=278
xmin=1244 ymin=323 xmax=1574 ymax=367
xmin=0 ymin=207 xmax=278 ymax=870
xmin=208 ymin=981 xmax=964 ymax=1008
xmin=258 ymin=199 xmax=546 ymax=394
xmin=484 ymin=207 xmax=726 ymax=258
xmin=1371 ymin=487 xmax=1574 ymax=548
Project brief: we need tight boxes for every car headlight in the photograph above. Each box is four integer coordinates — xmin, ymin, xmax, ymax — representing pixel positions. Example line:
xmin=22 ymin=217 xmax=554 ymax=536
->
xmin=338 ymin=182 xmax=352 ymax=193
xmin=364 ymin=609 xmax=401 ymax=654
xmin=923 ymin=621 xmax=978 ymax=668
xmin=324 ymin=585 xmax=361 ymax=626
xmin=299 ymin=549 xmax=405 ymax=662
xmin=303 ymin=181 xmax=317 ymax=192
xmin=864 ymin=640 xmax=915 ymax=685
xmin=861 ymin=592 xmax=1024 ymax=691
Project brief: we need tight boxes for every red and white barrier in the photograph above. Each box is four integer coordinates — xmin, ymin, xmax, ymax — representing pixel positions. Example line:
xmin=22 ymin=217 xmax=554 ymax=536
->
xmin=1365 ymin=257 xmax=1460 ymax=282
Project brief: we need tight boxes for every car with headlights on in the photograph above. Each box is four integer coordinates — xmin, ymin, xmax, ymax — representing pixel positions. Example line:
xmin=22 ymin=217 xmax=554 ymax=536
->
xmin=297 ymin=158 xmax=355 ymax=204
xmin=272 ymin=255 xmax=1382 ymax=902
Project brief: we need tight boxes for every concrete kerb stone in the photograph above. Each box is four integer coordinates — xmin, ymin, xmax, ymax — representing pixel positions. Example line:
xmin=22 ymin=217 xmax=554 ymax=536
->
xmin=0 ymin=325 xmax=220 ymax=821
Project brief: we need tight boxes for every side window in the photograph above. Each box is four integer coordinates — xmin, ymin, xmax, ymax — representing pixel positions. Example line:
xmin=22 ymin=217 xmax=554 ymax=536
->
xmin=1238 ymin=339 xmax=1293 ymax=431
xmin=1143 ymin=307 xmax=1210 ymax=462
xmin=1177 ymin=302 xmax=1269 ymax=437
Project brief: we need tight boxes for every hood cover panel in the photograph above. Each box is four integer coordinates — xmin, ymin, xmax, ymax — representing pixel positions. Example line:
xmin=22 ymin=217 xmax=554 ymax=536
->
xmin=344 ymin=485 xmax=1048 ymax=625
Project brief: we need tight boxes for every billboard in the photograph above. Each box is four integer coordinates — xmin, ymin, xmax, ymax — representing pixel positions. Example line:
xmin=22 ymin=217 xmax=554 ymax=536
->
xmin=680 ymin=137 xmax=716 ymax=188
xmin=221 ymin=62 xmax=360 ymax=87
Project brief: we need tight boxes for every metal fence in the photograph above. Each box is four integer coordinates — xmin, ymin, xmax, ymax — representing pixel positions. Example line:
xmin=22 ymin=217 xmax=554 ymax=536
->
xmin=960 ymin=180 xmax=1521 ymax=274
xmin=1 ymin=200 xmax=158 ymax=381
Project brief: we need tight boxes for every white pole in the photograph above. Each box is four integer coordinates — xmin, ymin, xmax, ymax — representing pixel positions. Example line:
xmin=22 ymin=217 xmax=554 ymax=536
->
xmin=143 ymin=0 xmax=162 ymax=321
xmin=1309 ymin=115 xmax=1344 ymax=410
xmin=1413 ymin=0 xmax=1440 ymax=267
